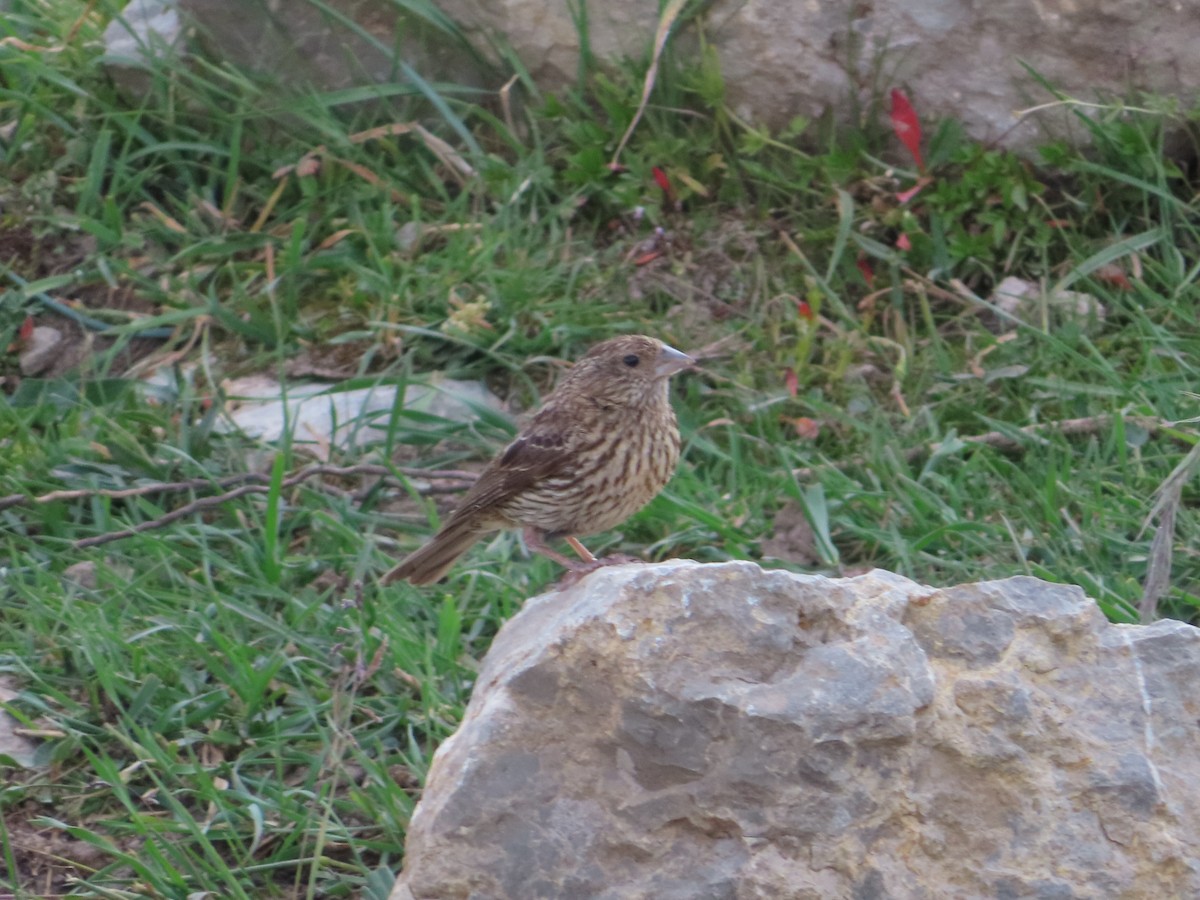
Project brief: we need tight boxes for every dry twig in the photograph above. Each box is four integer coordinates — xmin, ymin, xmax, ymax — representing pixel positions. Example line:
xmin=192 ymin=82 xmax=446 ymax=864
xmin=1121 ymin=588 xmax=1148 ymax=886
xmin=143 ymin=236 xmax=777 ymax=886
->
xmin=0 ymin=464 xmax=480 ymax=550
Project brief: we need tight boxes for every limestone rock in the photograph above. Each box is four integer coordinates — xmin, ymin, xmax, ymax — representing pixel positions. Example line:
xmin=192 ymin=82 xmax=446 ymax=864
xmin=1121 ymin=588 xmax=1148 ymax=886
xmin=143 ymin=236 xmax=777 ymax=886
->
xmin=392 ymin=561 xmax=1200 ymax=899
xmin=18 ymin=326 xmax=65 ymax=376
xmin=103 ymin=0 xmax=487 ymax=102
xmin=990 ymin=275 xmax=1107 ymax=329
xmin=211 ymin=373 xmax=503 ymax=457
xmin=103 ymin=0 xmax=1200 ymax=150
xmin=100 ymin=0 xmax=185 ymax=97
xmin=439 ymin=0 xmax=1200 ymax=149
xmin=0 ymin=678 xmax=39 ymax=769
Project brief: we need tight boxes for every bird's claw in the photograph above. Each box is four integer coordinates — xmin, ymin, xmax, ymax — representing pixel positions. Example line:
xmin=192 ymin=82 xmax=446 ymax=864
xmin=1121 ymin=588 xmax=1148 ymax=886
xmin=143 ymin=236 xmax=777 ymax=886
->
xmin=553 ymin=554 xmax=646 ymax=588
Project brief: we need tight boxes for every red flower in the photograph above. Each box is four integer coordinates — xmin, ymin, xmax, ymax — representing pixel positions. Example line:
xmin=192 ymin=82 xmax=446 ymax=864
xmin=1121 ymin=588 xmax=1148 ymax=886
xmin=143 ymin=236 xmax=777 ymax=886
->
xmin=652 ymin=166 xmax=672 ymax=196
xmin=890 ymin=89 xmax=926 ymax=174
xmin=856 ymin=256 xmax=876 ymax=288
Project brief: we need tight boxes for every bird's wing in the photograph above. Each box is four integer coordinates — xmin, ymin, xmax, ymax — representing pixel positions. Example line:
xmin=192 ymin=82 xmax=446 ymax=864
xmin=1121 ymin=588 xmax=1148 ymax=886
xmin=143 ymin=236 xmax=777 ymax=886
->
xmin=449 ymin=423 xmax=576 ymax=519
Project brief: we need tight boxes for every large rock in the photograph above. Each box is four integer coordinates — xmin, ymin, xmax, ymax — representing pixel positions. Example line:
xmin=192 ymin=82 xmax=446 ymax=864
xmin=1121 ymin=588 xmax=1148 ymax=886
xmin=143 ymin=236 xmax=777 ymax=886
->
xmin=391 ymin=561 xmax=1200 ymax=899
xmin=102 ymin=0 xmax=489 ymax=100
xmin=440 ymin=0 xmax=1200 ymax=147
xmin=180 ymin=0 xmax=489 ymax=92
xmin=104 ymin=0 xmax=1200 ymax=150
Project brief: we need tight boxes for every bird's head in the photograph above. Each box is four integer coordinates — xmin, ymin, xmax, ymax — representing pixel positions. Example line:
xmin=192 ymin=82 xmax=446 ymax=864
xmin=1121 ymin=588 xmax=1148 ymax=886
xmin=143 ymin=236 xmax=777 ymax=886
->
xmin=562 ymin=335 xmax=694 ymax=407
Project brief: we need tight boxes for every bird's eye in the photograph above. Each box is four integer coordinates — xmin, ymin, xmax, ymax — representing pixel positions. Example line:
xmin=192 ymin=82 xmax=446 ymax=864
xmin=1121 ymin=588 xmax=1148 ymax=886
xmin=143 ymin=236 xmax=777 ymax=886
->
xmin=623 ymin=354 xmax=640 ymax=367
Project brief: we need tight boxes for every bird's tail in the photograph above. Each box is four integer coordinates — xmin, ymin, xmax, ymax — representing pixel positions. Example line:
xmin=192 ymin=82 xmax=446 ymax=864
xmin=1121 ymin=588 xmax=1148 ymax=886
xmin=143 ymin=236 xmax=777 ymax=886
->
xmin=383 ymin=516 xmax=487 ymax=586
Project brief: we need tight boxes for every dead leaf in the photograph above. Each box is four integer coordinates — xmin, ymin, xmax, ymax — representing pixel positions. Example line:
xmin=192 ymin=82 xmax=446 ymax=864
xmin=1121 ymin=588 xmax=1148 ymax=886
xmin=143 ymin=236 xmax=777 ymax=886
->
xmin=788 ymin=416 xmax=821 ymax=439
xmin=760 ymin=503 xmax=819 ymax=565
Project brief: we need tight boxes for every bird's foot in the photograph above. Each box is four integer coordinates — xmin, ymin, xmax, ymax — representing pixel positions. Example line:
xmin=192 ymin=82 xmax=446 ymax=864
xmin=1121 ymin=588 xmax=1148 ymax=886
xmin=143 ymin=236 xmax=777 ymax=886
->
xmin=553 ymin=554 xmax=645 ymax=588
xmin=595 ymin=552 xmax=643 ymax=567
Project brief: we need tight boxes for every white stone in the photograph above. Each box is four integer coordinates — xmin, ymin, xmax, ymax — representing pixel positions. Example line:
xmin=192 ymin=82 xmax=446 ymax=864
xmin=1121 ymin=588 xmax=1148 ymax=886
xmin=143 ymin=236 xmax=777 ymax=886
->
xmin=217 ymin=374 xmax=503 ymax=457
xmin=18 ymin=326 xmax=64 ymax=376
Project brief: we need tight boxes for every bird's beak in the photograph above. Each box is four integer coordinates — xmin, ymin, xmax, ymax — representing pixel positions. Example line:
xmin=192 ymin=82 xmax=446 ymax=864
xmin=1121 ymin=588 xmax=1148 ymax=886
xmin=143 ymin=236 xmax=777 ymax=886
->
xmin=655 ymin=343 xmax=694 ymax=377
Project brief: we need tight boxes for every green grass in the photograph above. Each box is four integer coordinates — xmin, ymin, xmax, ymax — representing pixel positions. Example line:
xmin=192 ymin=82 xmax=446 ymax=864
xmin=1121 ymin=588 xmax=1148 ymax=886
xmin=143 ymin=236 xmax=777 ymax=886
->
xmin=3 ymin=0 xmax=1200 ymax=894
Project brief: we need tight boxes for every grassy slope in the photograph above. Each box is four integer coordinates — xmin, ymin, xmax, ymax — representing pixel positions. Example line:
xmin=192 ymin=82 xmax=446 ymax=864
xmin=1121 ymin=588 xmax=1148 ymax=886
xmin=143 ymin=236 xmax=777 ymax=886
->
xmin=2 ymin=2 xmax=1199 ymax=895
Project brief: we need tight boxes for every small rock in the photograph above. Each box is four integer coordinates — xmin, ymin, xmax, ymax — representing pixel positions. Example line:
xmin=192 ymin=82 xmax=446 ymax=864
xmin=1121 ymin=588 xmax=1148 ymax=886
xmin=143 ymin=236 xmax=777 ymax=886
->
xmin=0 ymin=678 xmax=39 ymax=769
xmin=63 ymin=561 xmax=98 ymax=590
xmin=18 ymin=326 xmax=64 ymax=376
xmin=990 ymin=275 xmax=1106 ymax=328
xmin=100 ymin=0 xmax=184 ymax=97
xmin=217 ymin=374 xmax=504 ymax=457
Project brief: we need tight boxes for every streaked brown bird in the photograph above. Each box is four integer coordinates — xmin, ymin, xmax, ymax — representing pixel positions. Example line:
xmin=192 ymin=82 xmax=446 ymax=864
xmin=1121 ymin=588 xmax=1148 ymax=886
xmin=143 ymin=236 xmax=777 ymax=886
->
xmin=384 ymin=335 xmax=693 ymax=585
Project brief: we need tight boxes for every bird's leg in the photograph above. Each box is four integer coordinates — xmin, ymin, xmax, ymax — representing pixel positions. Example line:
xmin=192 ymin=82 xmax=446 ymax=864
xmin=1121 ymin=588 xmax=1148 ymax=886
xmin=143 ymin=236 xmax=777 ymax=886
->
xmin=524 ymin=529 xmax=645 ymax=588
xmin=565 ymin=535 xmax=642 ymax=570
xmin=564 ymin=535 xmax=597 ymax=564
xmin=523 ymin=527 xmax=595 ymax=571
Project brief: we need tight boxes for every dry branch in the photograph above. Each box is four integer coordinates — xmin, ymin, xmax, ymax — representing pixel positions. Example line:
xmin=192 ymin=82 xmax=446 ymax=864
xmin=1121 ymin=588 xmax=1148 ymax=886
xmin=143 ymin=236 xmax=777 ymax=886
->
xmin=0 ymin=464 xmax=481 ymax=550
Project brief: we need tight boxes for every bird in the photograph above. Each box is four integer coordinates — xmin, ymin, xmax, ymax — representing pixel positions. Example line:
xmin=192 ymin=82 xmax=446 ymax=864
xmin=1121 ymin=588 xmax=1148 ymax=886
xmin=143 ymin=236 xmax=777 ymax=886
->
xmin=384 ymin=335 xmax=694 ymax=585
